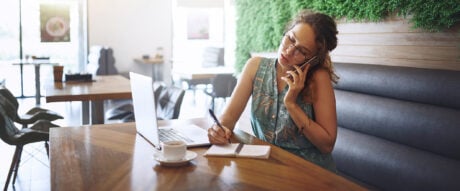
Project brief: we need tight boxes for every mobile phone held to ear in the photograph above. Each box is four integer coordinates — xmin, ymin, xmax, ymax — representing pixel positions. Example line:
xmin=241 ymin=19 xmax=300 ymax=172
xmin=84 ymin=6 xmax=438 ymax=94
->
xmin=286 ymin=56 xmax=318 ymax=79
xmin=300 ymin=56 xmax=319 ymax=69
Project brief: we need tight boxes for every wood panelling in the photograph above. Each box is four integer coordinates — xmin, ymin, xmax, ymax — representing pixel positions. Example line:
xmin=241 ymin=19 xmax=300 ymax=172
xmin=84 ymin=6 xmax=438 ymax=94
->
xmin=332 ymin=17 xmax=460 ymax=71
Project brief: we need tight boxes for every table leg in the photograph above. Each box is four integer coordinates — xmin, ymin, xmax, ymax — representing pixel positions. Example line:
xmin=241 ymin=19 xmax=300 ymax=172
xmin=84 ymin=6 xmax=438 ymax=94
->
xmin=91 ymin=101 xmax=104 ymax=124
xmin=19 ymin=64 xmax=24 ymax=98
xmin=34 ymin=64 xmax=41 ymax=105
xmin=153 ymin=64 xmax=163 ymax=81
xmin=152 ymin=64 xmax=156 ymax=81
xmin=82 ymin=101 xmax=90 ymax=125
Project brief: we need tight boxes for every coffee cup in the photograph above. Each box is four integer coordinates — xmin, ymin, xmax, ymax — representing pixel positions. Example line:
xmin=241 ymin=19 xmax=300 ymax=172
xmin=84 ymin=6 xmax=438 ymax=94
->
xmin=162 ymin=140 xmax=186 ymax=161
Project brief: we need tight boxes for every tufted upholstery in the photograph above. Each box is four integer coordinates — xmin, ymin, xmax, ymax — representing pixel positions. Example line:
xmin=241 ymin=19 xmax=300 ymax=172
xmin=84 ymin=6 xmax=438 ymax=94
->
xmin=332 ymin=62 xmax=460 ymax=191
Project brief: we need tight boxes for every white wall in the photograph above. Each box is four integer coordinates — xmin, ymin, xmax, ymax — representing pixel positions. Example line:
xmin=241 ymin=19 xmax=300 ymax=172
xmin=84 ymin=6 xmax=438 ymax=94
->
xmin=87 ymin=0 xmax=173 ymax=83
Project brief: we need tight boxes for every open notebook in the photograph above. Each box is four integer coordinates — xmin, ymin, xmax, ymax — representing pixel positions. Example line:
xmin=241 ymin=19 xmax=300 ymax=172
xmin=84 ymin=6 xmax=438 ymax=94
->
xmin=204 ymin=143 xmax=271 ymax=159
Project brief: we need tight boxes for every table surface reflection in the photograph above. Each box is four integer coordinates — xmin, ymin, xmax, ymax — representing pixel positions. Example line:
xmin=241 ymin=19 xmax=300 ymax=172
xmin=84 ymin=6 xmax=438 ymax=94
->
xmin=50 ymin=118 xmax=365 ymax=191
xmin=45 ymin=75 xmax=131 ymax=102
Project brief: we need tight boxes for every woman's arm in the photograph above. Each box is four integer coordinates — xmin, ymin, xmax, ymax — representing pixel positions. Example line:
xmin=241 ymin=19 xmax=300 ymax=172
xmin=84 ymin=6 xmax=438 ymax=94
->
xmin=219 ymin=57 xmax=261 ymax=129
xmin=285 ymin=69 xmax=337 ymax=153
xmin=208 ymin=57 xmax=261 ymax=144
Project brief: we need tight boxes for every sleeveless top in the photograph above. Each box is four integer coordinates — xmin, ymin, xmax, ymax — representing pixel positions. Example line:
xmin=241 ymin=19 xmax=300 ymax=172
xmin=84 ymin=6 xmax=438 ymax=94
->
xmin=251 ymin=57 xmax=336 ymax=172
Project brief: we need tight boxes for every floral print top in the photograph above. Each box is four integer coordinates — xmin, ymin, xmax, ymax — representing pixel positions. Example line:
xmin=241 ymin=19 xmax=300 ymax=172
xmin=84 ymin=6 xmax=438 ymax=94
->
xmin=251 ymin=57 xmax=336 ymax=172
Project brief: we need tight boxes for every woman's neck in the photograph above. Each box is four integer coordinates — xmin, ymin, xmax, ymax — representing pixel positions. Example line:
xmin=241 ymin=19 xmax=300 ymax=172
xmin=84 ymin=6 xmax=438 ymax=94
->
xmin=276 ymin=63 xmax=287 ymax=92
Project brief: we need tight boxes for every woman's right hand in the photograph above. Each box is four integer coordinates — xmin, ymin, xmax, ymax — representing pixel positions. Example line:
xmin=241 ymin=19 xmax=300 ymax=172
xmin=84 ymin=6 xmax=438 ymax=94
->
xmin=207 ymin=124 xmax=232 ymax=144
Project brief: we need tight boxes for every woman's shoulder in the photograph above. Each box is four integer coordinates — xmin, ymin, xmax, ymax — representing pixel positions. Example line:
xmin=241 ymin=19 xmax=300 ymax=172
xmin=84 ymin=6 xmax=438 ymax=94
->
xmin=246 ymin=56 xmax=276 ymax=69
xmin=246 ymin=56 xmax=262 ymax=67
xmin=242 ymin=56 xmax=262 ymax=74
xmin=311 ymin=68 xmax=334 ymax=88
xmin=242 ymin=56 xmax=276 ymax=76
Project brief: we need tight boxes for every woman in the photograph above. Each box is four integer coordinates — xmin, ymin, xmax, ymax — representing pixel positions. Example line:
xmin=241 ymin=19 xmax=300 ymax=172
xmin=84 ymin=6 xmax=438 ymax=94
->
xmin=208 ymin=10 xmax=339 ymax=171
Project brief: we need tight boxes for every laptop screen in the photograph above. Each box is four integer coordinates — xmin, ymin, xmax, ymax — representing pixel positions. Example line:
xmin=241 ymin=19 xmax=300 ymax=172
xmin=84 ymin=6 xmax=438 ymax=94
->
xmin=129 ymin=72 xmax=161 ymax=149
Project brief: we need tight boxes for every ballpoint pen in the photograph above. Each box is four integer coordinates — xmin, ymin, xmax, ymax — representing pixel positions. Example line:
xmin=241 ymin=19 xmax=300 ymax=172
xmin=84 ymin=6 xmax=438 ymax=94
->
xmin=208 ymin=109 xmax=231 ymax=143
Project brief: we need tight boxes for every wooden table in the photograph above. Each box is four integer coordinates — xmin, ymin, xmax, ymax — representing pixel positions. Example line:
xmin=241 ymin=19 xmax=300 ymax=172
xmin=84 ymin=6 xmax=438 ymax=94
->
xmin=134 ymin=58 xmax=164 ymax=81
xmin=173 ymin=66 xmax=235 ymax=80
xmin=12 ymin=59 xmax=59 ymax=105
xmin=173 ymin=67 xmax=235 ymax=98
xmin=44 ymin=75 xmax=131 ymax=124
xmin=50 ymin=118 xmax=365 ymax=191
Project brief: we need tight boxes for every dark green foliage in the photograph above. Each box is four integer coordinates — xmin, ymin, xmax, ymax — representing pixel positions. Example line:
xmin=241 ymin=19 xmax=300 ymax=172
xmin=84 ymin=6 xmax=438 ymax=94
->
xmin=234 ymin=0 xmax=460 ymax=73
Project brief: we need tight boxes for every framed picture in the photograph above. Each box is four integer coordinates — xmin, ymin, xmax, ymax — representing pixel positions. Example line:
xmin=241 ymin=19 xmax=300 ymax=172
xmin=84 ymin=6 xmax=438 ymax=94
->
xmin=40 ymin=4 xmax=70 ymax=42
xmin=187 ymin=12 xmax=209 ymax=40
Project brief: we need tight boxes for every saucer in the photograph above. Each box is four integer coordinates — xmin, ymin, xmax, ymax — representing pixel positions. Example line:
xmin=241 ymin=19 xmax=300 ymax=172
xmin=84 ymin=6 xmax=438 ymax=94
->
xmin=153 ymin=150 xmax=197 ymax=167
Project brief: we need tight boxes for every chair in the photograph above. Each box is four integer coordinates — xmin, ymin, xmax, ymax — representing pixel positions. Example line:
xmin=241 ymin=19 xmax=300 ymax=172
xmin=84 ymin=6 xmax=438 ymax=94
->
xmin=106 ymin=81 xmax=165 ymax=122
xmin=0 ymin=97 xmax=57 ymax=190
xmin=0 ymin=86 xmax=63 ymax=129
xmin=87 ymin=46 xmax=118 ymax=76
xmin=179 ymin=47 xmax=224 ymax=97
xmin=156 ymin=86 xmax=186 ymax=120
xmin=120 ymin=85 xmax=186 ymax=122
xmin=201 ymin=47 xmax=225 ymax=67
xmin=204 ymin=74 xmax=237 ymax=111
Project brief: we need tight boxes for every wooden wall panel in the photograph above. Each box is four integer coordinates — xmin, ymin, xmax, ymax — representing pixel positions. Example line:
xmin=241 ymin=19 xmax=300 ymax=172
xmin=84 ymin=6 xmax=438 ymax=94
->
xmin=332 ymin=17 xmax=460 ymax=71
xmin=334 ymin=46 xmax=457 ymax=60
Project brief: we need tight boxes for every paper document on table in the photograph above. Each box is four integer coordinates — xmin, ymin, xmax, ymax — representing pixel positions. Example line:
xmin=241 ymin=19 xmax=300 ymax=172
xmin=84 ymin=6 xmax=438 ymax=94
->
xmin=204 ymin=143 xmax=271 ymax=159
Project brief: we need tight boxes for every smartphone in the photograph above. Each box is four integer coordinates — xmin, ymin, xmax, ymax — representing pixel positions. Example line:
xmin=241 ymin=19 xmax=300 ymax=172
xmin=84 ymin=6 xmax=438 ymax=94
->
xmin=285 ymin=56 xmax=318 ymax=79
xmin=300 ymin=56 xmax=319 ymax=70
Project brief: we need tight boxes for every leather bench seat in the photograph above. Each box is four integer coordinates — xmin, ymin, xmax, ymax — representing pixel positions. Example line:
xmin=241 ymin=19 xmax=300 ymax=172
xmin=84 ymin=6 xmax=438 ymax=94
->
xmin=331 ymin=62 xmax=460 ymax=190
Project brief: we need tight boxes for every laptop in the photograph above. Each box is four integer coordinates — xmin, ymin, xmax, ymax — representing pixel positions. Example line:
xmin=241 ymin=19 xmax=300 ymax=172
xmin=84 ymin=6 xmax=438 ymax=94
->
xmin=129 ymin=72 xmax=210 ymax=150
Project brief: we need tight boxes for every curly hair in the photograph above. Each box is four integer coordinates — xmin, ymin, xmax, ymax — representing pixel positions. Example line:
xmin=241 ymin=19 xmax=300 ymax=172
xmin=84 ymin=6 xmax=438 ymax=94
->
xmin=286 ymin=10 xmax=339 ymax=87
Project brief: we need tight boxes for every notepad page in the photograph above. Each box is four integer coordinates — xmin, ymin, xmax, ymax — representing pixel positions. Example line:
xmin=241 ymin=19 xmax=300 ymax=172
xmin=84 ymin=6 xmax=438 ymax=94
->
xmin=204 ymin=143 xmax=240 ymax=156
xmin=237 ymin=145 xmax=271 ymax=159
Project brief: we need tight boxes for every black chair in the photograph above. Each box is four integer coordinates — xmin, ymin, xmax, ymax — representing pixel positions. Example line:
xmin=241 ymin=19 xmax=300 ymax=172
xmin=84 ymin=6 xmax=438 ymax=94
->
xmin=204 ymin=74 xmax=237 ymax=111
xmin=121 ymin=85 xmax=186 ymax=122
xmin=0 ymin=86 xmax=63 ymax=129
xmin=87 ymin=46 xmax=118 ymax=76
xmin=0 ymin=97 xmax=57 ymax=190
xmin=106 ymin=82 xmax=166 ymax=122
xmin=156 ymin=86 xmax=186 ymax=120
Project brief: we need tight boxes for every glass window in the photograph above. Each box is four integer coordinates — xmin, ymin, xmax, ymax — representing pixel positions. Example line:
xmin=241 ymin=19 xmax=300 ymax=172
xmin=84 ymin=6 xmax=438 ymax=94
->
xmin=0 ymin=0 xmax=87 ymax=96
xmin=172 ymin=6 xmax=224 ymax=70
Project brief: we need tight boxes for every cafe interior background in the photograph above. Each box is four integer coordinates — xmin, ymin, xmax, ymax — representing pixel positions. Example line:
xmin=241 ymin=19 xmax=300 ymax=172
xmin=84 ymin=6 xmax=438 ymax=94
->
xmin=0 ymin=0 xmax=460 ymax=98
xmin=1 ymin=0 xmax=458 ymax=98
xmin=0 ymin=0 xmax=459 ymax=190
xmin=0 ymin=0 xmax=234 ymax=96
xmin=0 ymin=0 xmax=458 ymax=144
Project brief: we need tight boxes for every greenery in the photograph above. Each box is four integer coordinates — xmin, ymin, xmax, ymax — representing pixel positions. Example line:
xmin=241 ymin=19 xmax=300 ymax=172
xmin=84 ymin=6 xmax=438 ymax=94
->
xmin=234 ymin=0 xmax=460 ymax=73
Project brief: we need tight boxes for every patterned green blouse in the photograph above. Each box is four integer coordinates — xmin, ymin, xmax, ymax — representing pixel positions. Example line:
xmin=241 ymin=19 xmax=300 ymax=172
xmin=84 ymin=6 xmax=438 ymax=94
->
xmin=251 ymin=57 xmax=336 ymax=172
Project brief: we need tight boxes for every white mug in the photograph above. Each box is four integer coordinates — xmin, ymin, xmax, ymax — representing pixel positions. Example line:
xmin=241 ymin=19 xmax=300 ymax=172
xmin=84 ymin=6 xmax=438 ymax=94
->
xmin=162 ymin=140 xmax=186 ymax=161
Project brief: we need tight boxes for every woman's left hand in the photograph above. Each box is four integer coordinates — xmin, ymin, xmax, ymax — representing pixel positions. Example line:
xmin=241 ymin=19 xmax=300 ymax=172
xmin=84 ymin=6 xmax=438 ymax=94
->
xmin=281 ymin=64 xmax=311 ymax=104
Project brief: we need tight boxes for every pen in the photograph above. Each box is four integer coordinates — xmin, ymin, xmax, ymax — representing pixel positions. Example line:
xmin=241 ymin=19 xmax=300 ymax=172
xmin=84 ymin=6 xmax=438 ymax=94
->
xmin=208 ymin=109 xmax=231 ymax=143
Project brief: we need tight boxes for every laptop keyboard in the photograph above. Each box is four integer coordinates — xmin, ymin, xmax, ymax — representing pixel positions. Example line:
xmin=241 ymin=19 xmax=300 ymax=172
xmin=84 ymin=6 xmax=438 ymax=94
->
xmin=159 ymin=128 xmax=194 ymax=143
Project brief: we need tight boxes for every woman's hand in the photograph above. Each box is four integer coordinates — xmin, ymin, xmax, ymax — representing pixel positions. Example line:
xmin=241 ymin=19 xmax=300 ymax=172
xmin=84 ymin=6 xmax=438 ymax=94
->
xmin=207 ymin=123 xmax=232 ymax=144
xmin=282 ymin=63 xmax=311 ymax=105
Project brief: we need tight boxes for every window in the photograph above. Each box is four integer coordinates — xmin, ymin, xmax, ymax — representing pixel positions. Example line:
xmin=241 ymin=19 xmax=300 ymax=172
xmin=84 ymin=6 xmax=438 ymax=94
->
xmin=0 ymin=0 xmax=87 ymax=96
xmin=172 ymin=1 xmax=225 ymax=71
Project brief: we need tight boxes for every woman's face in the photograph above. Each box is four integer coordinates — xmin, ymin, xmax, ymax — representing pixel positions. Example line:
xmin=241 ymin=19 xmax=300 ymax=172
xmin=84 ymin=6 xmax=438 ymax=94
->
xmin=277 ymin=23 xmax=317 ymax=70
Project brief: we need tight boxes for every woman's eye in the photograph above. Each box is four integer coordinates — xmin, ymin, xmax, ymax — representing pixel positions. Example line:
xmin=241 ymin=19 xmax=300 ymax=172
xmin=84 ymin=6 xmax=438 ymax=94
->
xmin=288 ymin=36 xmax=295 ymax=43
xmin=299 ymin=49 xmax=308 ymax=56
